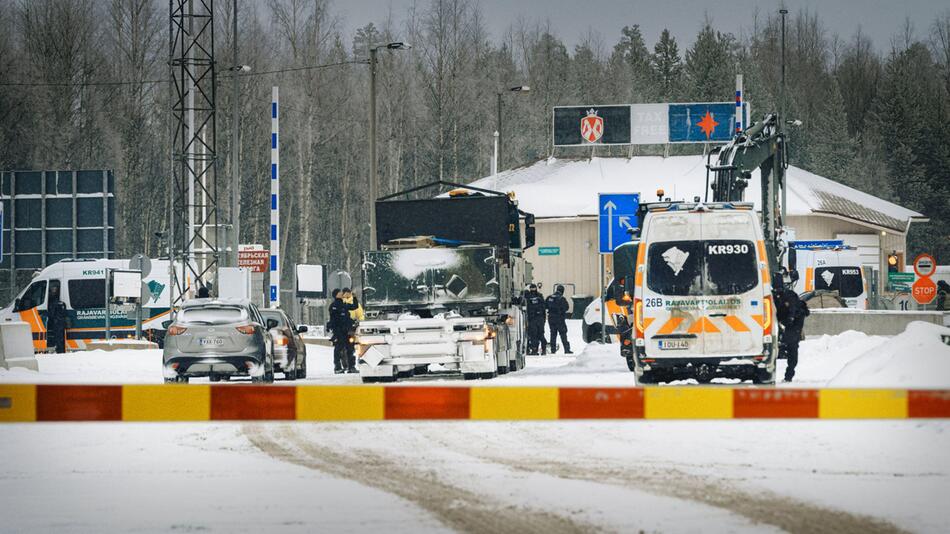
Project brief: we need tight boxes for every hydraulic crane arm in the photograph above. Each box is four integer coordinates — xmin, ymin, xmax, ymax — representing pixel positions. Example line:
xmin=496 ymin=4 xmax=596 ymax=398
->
xmin=707 ymin=113 xmax=788 ymax=273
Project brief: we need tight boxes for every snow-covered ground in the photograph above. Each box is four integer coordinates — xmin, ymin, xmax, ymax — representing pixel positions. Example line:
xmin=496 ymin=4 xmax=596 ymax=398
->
xmin=4 ymin=321 xmax=950 ymax=532
xmin=2 ymin=419 xmax=948 ymax=532
xmin=4 ymin=320 xmax=948 ymax=388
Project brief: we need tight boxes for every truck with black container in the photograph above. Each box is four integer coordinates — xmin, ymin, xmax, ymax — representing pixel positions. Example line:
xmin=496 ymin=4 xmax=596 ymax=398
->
xmin=354 ymin=182 xmax=536 ymax=383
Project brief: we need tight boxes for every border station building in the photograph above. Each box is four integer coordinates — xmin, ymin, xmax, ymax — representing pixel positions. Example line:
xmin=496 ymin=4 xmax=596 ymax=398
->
xmin=466 ymin=156 xmax=927 ymax=299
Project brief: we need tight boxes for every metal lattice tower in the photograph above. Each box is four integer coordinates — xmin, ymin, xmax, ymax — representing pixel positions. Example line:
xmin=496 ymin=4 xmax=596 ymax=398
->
xmin=169 ymin=0 xmax=218 ymax=305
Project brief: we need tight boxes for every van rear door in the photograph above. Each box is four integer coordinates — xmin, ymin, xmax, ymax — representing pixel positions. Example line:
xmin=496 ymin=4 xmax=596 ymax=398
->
xmin=699 ymin=211 xmax=762 ymax=357
xmin=642 ymin=212 xmax=704 ymax=357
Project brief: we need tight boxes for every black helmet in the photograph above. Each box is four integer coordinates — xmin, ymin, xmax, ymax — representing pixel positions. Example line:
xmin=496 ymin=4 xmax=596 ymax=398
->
xmin=555 ymin=284 xmax=564 ymax=294
xmin=528 ymin=283 xmax=538 ymax=291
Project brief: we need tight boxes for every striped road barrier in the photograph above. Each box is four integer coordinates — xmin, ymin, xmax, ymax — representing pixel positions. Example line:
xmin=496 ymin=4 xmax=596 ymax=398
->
xmin=1 ymin=385 xmax=948 ymax=422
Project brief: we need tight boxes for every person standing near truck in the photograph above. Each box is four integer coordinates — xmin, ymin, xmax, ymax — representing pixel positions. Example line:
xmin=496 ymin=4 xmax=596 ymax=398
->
xmin=341 ymin=288 xmax=363 ymax=373
xmin=545 ymin=285 xmax=572 ymax=354
xmin=524 ymin=283 xmax=547 ymax=355
xmin=328 ymin=289 xmax=354 ymax=374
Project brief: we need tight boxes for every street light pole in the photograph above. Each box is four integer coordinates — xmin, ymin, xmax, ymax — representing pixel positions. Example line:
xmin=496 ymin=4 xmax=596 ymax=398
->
xmin=368 ymin=42 xmax=410 ymax=250
xmin=368 ymin=46 xmax=378 ymax=249
xmin=230 ymin=0 xmax=240 ymax=267
xmin=779 ymin=8 xmax=788 ymax=222
xmin=495 ymin=85 xmax=530 ymax=175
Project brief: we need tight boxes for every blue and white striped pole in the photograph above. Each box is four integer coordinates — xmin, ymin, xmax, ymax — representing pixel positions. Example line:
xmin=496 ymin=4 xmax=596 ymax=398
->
xmin=735 ymin=74 xmax=743 ymax=135
xmin=270 ymin=86 xmax=280 ymax=308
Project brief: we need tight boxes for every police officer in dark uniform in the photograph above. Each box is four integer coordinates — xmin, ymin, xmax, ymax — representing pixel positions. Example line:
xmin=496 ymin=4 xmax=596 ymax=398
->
xmin=545 ymin=285 xmax=572 ymax=354
xmin=524 ymin=283 xmax=547 ymax=355
xmin=328 ymin=289 xmax=354 ymax=373
xmin=775 ymin=271 xmax=809 ymax=382
xmin=47 ymin=284 xmax=68 ymax=354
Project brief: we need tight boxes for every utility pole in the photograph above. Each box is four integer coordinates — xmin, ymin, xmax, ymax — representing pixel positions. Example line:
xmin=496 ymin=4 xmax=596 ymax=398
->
xmin=367 ymin=42 xmax=410 ymax=250
xmin=230 ymin=0 xmax=240 ymax=267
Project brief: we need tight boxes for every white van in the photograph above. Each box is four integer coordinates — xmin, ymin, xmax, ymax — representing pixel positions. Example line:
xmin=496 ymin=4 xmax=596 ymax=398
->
xmin=632 ymin=203 xmax=778 ymax=384
xmin=0 ymin=259 xmax=172 ymax=351
xmin=787 ymin=243 xmax=868 ymax=309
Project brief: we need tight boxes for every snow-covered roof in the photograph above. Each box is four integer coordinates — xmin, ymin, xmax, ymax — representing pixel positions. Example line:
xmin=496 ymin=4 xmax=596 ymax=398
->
xmin=468 ymin=156 xmax=925 ymax=232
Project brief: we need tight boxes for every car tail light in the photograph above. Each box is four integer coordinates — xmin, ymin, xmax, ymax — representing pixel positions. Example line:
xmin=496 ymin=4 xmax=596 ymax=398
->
xmin=275 ymin=336 xmax=288 ymax=346
xmin=167 ymin=325 xmax=187 ymax=336
xmin=762 ymin=296 xmax=773 ymax=334
xmin=634 ymin=298 xmax=644 ymax=339
xmin=235 ymin=325 xmax=256 ymax=335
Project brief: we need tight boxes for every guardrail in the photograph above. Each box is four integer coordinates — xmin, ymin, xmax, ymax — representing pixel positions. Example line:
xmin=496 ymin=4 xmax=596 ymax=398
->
xmin=806 ymin=309 xmax=947 ymax=337
xmin=2 ymin=385 xmax=948 ymax=422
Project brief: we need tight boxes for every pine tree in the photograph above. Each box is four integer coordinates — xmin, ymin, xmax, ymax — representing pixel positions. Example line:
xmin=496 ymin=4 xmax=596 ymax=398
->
xmin=651 ymin=29 xmax=683 ymax=100
xmin=683 ymin=22 xmax=735 ymax=101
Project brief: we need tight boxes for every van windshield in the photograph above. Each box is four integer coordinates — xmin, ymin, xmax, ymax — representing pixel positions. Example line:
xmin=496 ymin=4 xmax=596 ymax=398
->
xmin=647 ymin=240 xmax=758 ymax=296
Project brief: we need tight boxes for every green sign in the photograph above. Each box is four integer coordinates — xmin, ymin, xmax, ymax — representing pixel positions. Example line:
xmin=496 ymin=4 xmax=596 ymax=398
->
xmin=888 ymin=272 xmax=914 ymax=292
xmin=538 ymin=247 xmax=560 ymax=256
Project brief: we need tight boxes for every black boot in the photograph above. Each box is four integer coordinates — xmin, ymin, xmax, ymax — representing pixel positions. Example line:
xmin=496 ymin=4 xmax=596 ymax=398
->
xmin=564 ymin=344 xmax=573 ymax=355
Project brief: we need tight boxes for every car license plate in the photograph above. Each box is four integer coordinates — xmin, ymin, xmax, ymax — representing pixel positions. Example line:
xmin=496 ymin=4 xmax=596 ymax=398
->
xmin=658 ymin=339 xmax=689 ymax=350
xmin=200 ymin=337 xmax=224 ymax=347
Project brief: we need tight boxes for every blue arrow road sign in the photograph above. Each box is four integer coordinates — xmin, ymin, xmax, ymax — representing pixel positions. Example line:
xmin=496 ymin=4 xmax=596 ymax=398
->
xmin=598 ymin=193 xmax=640 ymax=254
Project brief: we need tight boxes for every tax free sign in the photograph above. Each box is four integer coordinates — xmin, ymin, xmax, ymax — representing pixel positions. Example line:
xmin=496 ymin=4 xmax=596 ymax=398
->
xmin=553 ymin=102 xmax=750 ymax=146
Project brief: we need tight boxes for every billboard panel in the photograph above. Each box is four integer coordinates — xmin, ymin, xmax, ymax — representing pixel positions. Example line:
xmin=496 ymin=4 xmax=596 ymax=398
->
xmin=553 ymin=105 xmax=632 ymax=146
xmin=552 ymin=102 xmax=751 ymax=146
xmin=1 ymin=170 xmax=115 ymax=271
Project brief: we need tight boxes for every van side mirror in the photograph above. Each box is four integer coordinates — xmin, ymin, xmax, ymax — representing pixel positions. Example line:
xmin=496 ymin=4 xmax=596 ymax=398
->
xmin=266 ymin=319 xmax=279 ymax=329
xmin=297 ymin=325 xmax=308 ymax=333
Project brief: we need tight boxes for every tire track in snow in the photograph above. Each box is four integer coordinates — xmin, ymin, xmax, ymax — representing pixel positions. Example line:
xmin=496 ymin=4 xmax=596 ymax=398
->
xmin=243 ymin=424 xmax=595 ymax=534
xmin=413 ymin=424 xmax=905 ymax=534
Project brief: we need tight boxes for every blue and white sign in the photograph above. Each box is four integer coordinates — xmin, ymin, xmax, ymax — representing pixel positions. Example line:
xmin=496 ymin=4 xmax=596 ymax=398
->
xmin=598 ymin=193 xmax=640 ymax=254
xmin=668 ymin=103 xmax=746 ymax=143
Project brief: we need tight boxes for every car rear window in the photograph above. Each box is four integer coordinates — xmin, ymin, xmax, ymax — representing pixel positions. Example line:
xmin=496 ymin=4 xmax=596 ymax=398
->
xmin=178 ymin=306 xmax=247 ymax=324
xmin=260 ymin=311 xmax=288 ymax=327
xmin=647 ymin=240 xmax=758 ymax=296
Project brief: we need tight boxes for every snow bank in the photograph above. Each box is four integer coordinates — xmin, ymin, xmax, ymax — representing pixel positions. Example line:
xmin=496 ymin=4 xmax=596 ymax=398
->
xmin=828 ymin=321 xmax=950 ymax=388
xmin=0 ymin=349 xmax=162 ymax=384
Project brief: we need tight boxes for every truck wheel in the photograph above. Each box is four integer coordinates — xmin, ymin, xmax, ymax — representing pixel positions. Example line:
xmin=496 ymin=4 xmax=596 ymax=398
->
xmin=296 ymin=357 xmax=307 ymax=379
xmin=284 ymin=368 xmax=296 ymax=381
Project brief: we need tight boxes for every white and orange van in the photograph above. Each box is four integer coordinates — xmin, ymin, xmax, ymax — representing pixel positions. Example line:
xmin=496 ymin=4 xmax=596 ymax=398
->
xmin=0 ymin=259 xmax=172 ymax=351
xmin=632 ymin=203 xmax=778 ymax=384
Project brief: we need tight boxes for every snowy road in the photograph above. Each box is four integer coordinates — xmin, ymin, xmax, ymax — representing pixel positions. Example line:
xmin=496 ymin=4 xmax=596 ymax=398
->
xmin=3 ymin=420 xmax=948 ymax=533
xmin=5 ymin=319 xmax=934 ymax=388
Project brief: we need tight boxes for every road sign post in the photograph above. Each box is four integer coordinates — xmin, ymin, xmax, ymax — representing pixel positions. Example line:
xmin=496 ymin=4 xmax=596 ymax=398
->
xmin=912 ymin=253 xmax=937 ymax=306
xmin=598 ymin=193 xmax=640 ymax=254
xmin=597 ymin=193 xmax=640 ymax=346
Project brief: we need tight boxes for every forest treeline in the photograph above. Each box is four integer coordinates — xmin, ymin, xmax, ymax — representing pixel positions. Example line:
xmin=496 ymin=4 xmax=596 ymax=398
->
xmin=1 ymin=0 xmax=948 ymax=284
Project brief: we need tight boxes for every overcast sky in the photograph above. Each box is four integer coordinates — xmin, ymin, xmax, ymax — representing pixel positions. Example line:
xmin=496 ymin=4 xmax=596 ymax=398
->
xmin=333 ymin=0 xmax=947 ymax=53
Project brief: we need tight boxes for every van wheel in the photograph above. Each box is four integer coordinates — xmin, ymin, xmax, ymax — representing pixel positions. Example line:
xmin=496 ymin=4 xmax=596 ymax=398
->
xmin=637 ymin=371 xmax=656 ymax=385
xmin=753 ymin=369 xmax=776 ymax=385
